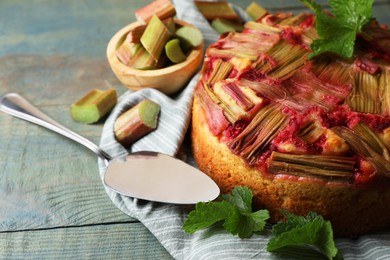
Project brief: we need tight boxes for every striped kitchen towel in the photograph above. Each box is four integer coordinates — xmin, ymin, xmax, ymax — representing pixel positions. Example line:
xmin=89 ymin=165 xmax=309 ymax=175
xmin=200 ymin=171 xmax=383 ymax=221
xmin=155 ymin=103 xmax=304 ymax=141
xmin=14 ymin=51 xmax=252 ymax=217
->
xmin=98 ymin=1 xmax=390 ymax=259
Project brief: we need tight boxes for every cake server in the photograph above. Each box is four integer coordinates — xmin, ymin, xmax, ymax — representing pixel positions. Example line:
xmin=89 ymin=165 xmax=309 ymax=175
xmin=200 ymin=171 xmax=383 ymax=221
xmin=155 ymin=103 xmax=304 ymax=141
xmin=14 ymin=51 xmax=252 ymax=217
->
xmin=0 ymin=93 xmax=220 ymax=204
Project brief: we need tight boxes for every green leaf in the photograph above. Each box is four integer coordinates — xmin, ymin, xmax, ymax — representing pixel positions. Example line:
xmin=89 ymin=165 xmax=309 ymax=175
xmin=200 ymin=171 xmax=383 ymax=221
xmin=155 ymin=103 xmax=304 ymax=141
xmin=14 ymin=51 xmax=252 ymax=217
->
xmin=328 ymin=0 xmax=373 ymax=31
xmin=309 ymin=28 xmax=356 ymax=59
xmin=250 ymin=210 xmax=270 ymax=232
xmin=182 ymin=186 xmax=270 ymax=237
xmin=299 ymin=0 xmax=374 ymax=59
xmin=223 ymin=207 xmax=248 ymax=237
xmin=267 ymin=211 xmax=338 ymax=260
xmin=223 ymin=208 xmax=270 ymax=238
xmin=221 ymin=186 xmax=253 ymax=213
xmin=182 ymin=201 xmax=234 ymax=234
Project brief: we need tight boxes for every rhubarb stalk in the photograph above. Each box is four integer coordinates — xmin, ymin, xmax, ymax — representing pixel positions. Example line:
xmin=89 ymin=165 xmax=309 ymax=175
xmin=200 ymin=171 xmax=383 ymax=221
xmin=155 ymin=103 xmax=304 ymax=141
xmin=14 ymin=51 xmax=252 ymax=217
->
xmin=245 ymin=2 xmax=267 ymax=21
xmin=135 ymin=0 xmax=176 ymax=24
xmin=194 ymin=1 xmax=240 ymax=22
xmin=114 ymin=99 xmax=160 ymax=146
xmin=140 ymin=15 xmax=172 ymax=62
xmin=71 ymin=88 xmax=117 ymax=124
xmin=268 ymin=151 xmax=355 ymax=180
xmin=165 ymin=38 xmax=186 ymax=63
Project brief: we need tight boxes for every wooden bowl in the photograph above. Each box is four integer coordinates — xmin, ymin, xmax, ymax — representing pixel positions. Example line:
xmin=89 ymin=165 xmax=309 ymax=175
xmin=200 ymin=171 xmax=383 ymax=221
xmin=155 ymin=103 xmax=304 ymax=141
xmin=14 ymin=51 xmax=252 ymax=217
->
xmin=106 ymin=20 xmax=204 ymax=95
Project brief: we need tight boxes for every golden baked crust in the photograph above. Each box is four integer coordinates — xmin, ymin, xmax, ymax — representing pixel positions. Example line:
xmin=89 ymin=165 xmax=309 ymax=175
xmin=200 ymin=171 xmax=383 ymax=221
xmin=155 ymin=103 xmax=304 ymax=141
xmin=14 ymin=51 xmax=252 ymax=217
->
xmin=192 ymin=97 xmax=390 ymax=237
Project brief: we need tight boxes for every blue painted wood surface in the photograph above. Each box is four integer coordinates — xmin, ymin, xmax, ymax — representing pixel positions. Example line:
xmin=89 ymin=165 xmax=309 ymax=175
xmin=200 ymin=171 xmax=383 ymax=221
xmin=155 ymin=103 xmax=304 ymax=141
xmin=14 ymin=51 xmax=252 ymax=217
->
xmin=0 ymin=0 xmax=389 ymax=258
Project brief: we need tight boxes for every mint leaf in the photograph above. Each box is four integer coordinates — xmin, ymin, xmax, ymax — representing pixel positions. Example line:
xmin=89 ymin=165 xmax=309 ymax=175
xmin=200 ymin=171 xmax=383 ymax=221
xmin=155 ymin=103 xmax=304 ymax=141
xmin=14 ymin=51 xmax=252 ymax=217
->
xmin=271 ymin=210 xmax=318 ymax=236
xmin=250 ymin=210 xmax=270 ymax=231
xmin=182 ymin=200 xmax=234 ymax=234
xmin=224 ymin=208 xmax=270 ymax=238
xmin=182 ymin=186 xmax=270 ymax=238
xmin=328 ymin=0 xmax=373 ymax=30
xmin=299 ymin=0 xmax=374 ymax=59
xmin=222 ymin=186 xmax=253 ymax=213
xmin=267 ymin=211 xmax=338 ymax=260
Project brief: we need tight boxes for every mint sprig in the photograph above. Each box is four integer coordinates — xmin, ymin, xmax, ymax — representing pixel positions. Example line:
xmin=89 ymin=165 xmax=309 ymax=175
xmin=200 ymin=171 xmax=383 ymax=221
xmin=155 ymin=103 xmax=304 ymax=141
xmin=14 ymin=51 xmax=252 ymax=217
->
xmin=267 ymin=210 xmax=339 ymax=260
xmin=182 ymin=186 xmax=340 ymax=258
xmin=300 ymin=0 xmax=374 ymax=59
xmin=182 ymin=186 xmax=270 ymax=238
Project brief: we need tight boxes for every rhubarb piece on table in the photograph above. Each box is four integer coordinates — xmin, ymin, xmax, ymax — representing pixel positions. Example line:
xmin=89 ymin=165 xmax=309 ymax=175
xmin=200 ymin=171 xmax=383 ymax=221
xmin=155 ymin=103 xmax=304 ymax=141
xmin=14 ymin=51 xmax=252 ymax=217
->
xmin=140 ymin=15 xmax=172 ymax=62
xmin=245 ymin=2 xmax=268 ymax=21
xmin=194 ymin=1 xmax=240 ymax=22
xmin=211 ymin=18 xmax=244 ymax=34
xmin=165 ymin=38 xmax=187 ymax=63
xmin=114 ymin=99 xmax=161 ymax=146
xmin=135 ymin=0 xmax=176 ymax=24
xmin=71 ymin=88 xmax=117 ymax=124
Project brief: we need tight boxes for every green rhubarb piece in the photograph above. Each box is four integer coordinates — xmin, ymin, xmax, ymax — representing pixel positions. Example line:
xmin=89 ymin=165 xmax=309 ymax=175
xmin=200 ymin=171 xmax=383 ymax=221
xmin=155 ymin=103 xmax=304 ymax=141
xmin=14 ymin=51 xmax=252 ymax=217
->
xmin=114 ymin=99 xmax=160 ymax=146
xmin=116 ymin=42 xmax=141 ymax=65
xmin=174 ymin=26 xmax=203 ymax=51
xmin=245 ymin=2 xmax=267 ymax=21
xmin=194 ymin=1 xmax=240 ymax=22
xmin=163 ymin=17 xmax=176 ymax=34
xmin=130 ymin=43 xmax=142 ymax=56
xmin=135 ymin=0 xmax=176 ymax=24
xmin=165 ymin=38 xmax=187 ymax=63
xmin=140 ymin=15 xmax=172 ymax=62
xmin=71 ymin=88 xmax=117 ymax=124
xmin=139 ymin=100 xmax=160 ymax=128
xmin=211 ymin=18 xmax=244 ymax=34
xmin=128 ymin=46 xmax=166 ymax=70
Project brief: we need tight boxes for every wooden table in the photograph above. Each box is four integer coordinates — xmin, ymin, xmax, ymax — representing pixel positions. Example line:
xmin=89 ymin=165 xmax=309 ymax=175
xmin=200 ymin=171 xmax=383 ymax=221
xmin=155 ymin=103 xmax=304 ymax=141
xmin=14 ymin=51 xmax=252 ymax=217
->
xmin=1 ymin=0 xmax=389 ymax=258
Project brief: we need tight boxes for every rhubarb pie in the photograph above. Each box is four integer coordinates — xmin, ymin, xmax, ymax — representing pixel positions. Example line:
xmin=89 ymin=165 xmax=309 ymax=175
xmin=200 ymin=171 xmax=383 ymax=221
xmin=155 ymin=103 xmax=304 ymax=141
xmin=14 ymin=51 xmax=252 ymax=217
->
xmin=191 ymin=12 xmax=390 ymax=236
